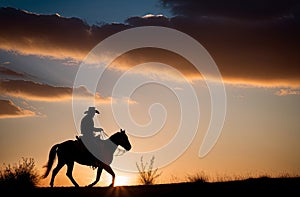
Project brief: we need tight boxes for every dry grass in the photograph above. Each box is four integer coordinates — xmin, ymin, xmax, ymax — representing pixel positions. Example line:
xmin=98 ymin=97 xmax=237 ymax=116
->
xmin=184 ymin=170 xmax=300 ymax=184
xmin=136 ymin=156 xmax=162 ymax=185
xmin=0 ymin=157 xmax=40 ymax=189
xmin=185 ymin=171 xmax=209 ymax=183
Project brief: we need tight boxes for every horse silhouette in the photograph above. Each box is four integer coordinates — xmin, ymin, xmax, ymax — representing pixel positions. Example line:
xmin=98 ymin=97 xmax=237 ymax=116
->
xmin=42 ymin=129 xmax=131 ymax=187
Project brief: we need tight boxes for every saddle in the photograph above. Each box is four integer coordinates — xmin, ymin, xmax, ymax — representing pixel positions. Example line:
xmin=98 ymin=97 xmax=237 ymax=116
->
xmin=75 ymin=136 xmax=99 ymax=167
xmin=75 ymin=136 xmax=87 ymax=152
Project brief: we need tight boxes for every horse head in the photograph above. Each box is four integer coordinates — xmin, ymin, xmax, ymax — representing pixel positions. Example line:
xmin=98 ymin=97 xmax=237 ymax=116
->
xmin=110 ymin=129 xmax=132 ymax=151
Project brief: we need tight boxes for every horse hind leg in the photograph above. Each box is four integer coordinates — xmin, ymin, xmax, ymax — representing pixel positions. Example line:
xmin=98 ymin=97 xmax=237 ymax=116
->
xmin=66 ymin=162 xmax=80 ymax=187
xmin=50 ymin=160 xmax=65 ymax=187
xmin=87 ymin=167 xmax=103 ymax=187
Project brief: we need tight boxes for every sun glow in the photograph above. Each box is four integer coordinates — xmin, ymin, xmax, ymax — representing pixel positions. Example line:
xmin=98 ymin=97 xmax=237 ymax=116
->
xmin=114 ymin=176 xmax=130 ymax=186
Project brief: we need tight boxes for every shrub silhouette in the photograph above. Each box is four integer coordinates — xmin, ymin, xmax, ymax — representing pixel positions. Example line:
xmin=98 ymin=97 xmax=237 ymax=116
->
xmin=0 ymin=157 xmax=40 ymax=189
xmin=186 ymin=171 xmax=209 ymax=183
xmin=136 ymin=156 xmax=162 ymax=185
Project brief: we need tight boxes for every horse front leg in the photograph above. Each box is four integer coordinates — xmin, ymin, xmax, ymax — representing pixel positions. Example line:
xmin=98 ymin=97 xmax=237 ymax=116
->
xmin=102 ymin=164 xmax=115 ymax=187
xmin=87 ymin=167 xmax=103 ymax=187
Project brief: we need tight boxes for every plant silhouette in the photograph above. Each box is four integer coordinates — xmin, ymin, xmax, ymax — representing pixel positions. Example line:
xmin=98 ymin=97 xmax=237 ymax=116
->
xmin=0 ymin=157 xmax=40 ymax=189
xmin=136 ymin=155 xmax=162 ymax=185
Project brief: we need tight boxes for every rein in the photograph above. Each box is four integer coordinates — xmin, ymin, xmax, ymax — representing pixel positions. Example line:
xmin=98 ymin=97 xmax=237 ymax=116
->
xmin=99 ymin=131 xmax=127 ymax=156
xmin=114 ymin=148 xmax=127 ymax=156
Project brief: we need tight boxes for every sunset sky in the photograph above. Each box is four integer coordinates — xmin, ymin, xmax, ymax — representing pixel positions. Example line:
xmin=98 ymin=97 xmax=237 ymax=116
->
xmin=0 ymin=0 xmax=300 ymax=187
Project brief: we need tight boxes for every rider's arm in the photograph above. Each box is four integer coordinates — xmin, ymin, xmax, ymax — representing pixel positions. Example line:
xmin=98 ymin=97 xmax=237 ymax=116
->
xmin=95 ymin=127 xmax=103 ymax=132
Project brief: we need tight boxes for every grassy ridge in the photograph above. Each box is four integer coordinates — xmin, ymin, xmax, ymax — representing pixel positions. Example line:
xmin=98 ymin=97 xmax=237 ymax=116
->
xmin=8 ymin=177 xmax=300 ymax=196
xmin=1 ymin=158 xmax=299 ymax=196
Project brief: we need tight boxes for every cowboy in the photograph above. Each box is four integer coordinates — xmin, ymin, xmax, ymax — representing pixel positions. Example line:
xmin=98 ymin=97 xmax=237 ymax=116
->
xmin=80 ymin=106 xmax=104 ymax=141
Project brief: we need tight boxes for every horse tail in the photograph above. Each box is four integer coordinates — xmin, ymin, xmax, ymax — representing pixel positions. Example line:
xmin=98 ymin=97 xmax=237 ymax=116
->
xmin=42 ymin=143 xmax=59 ymax=179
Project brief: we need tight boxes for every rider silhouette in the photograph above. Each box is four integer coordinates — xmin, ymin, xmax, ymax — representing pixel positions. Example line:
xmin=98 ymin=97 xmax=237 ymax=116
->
xmin=80 ymin=106 xmax=104 ymax=141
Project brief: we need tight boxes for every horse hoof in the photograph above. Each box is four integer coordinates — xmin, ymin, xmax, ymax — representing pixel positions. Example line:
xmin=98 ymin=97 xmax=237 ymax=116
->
xmin=108 ymin=183 xmax=114 ymax=187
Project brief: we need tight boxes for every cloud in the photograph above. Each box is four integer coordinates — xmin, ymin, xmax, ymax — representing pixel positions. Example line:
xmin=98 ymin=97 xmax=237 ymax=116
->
xmin=1 ymin=6 xmax=300 ymax=88
xmin=0 ymin=7 xmax=129 ymax=60
xmin=109 ymin=47 xmax=201 ymax=80
xmin=0 ymin=79 xmax=112 ymax=103
xmin=0 ymin=99 xmax=36 ymax=118
xmin=125 ymin=14 xmax=171 ymax=26
xmin=109 ymin=44 xmax=300 ymax=88
xmin=123 ymin=14 xmax=300 ymax=88
xmin=160 ymin=0 xmax=300 ymax=20
xmin=275 ymin=88 xmax=300 ymax=96
xmin=0 ymin=65 xmax=26 ymax=78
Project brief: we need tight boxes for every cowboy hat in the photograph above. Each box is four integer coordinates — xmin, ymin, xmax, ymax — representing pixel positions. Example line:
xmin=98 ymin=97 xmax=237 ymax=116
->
xmin=84 ymin=106 xmax=100 ymax=114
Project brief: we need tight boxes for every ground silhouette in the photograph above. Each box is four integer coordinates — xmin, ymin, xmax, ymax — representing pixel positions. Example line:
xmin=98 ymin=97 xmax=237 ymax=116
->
xmin=8 ymin=176 xmax=300 ymax=196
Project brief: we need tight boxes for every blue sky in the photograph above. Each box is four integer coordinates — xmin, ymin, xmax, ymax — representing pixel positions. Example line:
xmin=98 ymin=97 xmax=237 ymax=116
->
xmin=0 ymin=0 xmax=172 ymax=24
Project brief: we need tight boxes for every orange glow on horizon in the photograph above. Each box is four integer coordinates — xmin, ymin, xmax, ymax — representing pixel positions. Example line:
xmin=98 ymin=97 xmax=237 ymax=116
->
xmin=114 ymin=176 xmax=131 ymax=186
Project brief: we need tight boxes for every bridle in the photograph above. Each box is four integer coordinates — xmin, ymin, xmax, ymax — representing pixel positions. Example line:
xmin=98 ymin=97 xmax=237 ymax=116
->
xmin=114 ymin=147 xmax=127 ymax=156
xmin=99 ymin=131 xmax=128 ymax=156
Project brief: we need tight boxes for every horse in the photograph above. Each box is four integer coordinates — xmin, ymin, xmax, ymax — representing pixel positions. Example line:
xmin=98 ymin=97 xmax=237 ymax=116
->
xmin=42 ymin=129 xmax=131 ymax=187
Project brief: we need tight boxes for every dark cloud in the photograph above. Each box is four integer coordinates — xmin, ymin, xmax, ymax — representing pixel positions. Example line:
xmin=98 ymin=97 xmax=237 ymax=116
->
xmin=0 ymin=99 xmax=36 ymax=118
xmin=0 ymin=66 xmax=25 ymax=78
xmin=0 ymin=79 xmax=111 ymax=118
xmin=0 ymin=79 xmax=111 ymax=102
xmin=0 ymin=7 xmax=129 ymax=59
xmin=0 ymin=6 xmax=299 ymax=87
xmin=125 ymin=14 xmax=170 ymax=26
xmin=122 ymin=15 xmax=300 ymax=87
xmin=110 ymin=47 xmax=200 ymax=79
xmin=160 ymin=0 xmax=300 ymax=20
xmin=0 ymin=79 xmax=73 ymax=101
